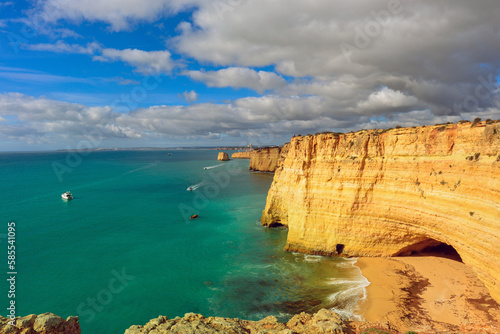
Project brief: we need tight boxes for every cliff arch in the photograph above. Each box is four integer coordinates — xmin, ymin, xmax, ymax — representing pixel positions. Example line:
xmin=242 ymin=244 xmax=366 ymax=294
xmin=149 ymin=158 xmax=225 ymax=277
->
xmin=393 ymin=237 xmax=462 ymax=262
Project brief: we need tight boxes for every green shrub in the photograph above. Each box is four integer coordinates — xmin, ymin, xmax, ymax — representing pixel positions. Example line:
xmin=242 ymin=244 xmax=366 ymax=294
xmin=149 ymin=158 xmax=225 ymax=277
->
xmin=471 ymin=117 xmax=482 ymax=127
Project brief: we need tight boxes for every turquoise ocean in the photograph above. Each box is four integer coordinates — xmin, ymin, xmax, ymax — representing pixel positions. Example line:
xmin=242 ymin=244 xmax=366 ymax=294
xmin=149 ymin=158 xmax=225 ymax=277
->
xmin=0 ymin=150 xmax=368 ymax=334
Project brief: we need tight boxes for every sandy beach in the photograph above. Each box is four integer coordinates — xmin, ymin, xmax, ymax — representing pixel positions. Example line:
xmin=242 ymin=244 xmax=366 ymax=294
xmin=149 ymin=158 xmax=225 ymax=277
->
xmin=356 ymin=256 xmax=500 ymax=333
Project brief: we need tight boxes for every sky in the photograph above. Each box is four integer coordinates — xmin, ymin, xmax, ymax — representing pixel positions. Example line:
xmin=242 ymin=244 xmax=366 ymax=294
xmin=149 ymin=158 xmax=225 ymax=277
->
xmin=0 ymin=0 xmax=499 ymax=151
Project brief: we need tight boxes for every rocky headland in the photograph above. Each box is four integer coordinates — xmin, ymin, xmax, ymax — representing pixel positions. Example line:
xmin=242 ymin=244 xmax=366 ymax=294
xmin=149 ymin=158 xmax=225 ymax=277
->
xmin=249 ymin=146 xmax=288 ymax=172
xmin=261 ymin=120 xmax=500 ymax=304
xmin=231 ymin=151 xmax=252 ymax=159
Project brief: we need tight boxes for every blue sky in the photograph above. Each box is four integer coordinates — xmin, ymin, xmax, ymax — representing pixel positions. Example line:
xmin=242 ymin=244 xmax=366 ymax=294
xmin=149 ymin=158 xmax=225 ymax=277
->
xmin=0 ymin=0 xmax=499 ymax=151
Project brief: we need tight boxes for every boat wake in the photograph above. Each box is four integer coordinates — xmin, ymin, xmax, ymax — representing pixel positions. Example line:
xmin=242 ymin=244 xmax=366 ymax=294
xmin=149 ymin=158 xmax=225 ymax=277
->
xmin=203 ymin=164 xmax=224 ymax=170
xmin=187 ymin=182 xmax=207 ymax=191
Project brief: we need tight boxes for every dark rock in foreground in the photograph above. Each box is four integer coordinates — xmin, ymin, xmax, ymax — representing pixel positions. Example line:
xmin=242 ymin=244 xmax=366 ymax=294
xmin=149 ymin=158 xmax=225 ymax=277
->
xmin=0 ymin=313 xmax=81 ymax=334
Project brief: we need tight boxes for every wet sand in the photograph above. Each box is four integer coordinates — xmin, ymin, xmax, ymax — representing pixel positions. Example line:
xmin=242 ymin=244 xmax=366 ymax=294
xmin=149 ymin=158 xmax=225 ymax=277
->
xmin=356 ymin=256 xmax=500 ymax=333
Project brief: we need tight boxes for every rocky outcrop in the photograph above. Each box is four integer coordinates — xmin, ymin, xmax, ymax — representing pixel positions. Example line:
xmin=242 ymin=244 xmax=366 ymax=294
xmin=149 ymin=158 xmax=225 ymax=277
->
xmin=217 ymin=152 xmax=230 ymax=161
xmin=124 ymin=309 xmax=346 ymax=334
xmin=231 ymin=151 xmax=251 ymax=159
xmin=0 ymin=313 xmax=81 ymax=334
xmin=249 ymin=146 xmax=289 ymax=172
xmin=123 ymin=308 xmax=499 ymax=334
xmin=261 ymin=120 xmax=500 ymax=302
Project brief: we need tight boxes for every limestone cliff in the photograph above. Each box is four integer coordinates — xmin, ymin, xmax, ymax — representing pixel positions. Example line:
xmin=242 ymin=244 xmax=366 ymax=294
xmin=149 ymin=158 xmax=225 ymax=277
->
xmin=217 ymin=152 xmax=230 ymax=161
xmin=249 ymin=146 xmax=289 ymax=172
xmin=261 ymin=120 xmax=500 ymax=303
xmin=231 ymin=151 xmax=251 ymax=159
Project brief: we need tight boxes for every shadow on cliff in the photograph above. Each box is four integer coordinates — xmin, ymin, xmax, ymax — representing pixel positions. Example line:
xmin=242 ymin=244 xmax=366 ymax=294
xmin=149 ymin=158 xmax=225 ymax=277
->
xmin=395 ymin=239 xmax=463 ymax=262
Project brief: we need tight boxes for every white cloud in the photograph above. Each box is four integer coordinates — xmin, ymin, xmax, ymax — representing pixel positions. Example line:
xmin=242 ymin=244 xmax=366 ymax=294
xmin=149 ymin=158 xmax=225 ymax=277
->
xmin=24 ymin=41 xmax=178 ymax=74
xmin=1 ymin=92 xmax=499 ymax=149
xmin=181 ymin=90 xmax=198 ymax=103
xmin=25 ymin=41 xmax=102 ymax=55
xmin=30 ymin=0 xmax=205 ymax=31
xmin=173 ymin=0 xmax=500 ymax=117
xmin=94 ymin=48 xmax=177 ymax=74
xmin=185 ymin=68 xmax=286 ymax=93
xmin=357 ymin=87 xmax=419 ymax=114
xmin=5 ymin=0 xmax=500 ymax=149
xmin=55 ymin=28 xmax=83 ymax=39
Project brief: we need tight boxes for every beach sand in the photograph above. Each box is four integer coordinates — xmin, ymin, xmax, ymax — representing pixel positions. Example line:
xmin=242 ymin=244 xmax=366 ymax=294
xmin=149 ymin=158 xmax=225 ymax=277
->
xmin=356 ymin=256 xmax=500 ymax=333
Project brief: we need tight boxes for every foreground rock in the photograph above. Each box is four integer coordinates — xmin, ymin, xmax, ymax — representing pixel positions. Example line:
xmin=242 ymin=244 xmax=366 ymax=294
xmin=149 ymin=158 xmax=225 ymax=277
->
xmin=124 ymin=309 xmax=500 ymax=334
xmin=217 ymin=152 xmax=230 ymax=161
xmin=0 ymin=313 xmax=80 ymax=334
xmin=261 ymin=120 xmax=500 ymax=302
xmin=125 ymin=309 xmax=347 ymax=334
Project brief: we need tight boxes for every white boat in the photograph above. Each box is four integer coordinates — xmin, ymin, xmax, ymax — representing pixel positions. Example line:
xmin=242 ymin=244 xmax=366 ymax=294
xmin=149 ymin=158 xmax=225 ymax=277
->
xmin=61 ymin=191 xmax=73 ymax=200
xmin=187 ymin=186 xmax=194 ymax=191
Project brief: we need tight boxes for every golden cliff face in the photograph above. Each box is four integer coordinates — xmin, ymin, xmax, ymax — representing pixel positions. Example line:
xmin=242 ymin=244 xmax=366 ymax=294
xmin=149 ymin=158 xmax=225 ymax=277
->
xmin=249 ymin=146 xmax=288 ymax=172
xmin=231 ymin=151 xmax=252 ymax=159
xmin=217 ymin=152 xmax=230 ymax=161
xmin=261 ymin=121 xmax=500 ymax=302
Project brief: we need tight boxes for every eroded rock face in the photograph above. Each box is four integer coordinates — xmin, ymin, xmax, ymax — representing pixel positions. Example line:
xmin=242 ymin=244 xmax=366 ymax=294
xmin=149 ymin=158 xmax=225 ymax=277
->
xmin=217 ymin=152 xmax=230 ymax=161
xmin=260 ymin=121 xmax=500 ymax=302
xmin=0 ymin=313 xmax=81 ymax=334
xmin=124 ymin=309 xmax=346 ymax=334
xmin=231 ymin=151 xmax=251 ymax=159
xmin=249 ymin=146 xmax=289 ymax=172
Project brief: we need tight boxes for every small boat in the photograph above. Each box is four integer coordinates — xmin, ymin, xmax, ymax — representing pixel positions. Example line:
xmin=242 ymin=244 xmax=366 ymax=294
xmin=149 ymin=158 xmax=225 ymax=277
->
xmin=204 ymin=167 xmax=208 ymax=170
xmin=187 ymin=186 xmax=194 ymax=191
xmin=61 ymin=191 xmax=73 ymax=200
xmin=168 ymin=153 xmax=172 ymax=156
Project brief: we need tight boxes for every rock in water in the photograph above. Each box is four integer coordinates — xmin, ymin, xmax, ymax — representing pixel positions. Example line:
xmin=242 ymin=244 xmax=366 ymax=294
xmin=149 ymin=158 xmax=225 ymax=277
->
xmin=217 ymin=152 xmax=230 ymax=161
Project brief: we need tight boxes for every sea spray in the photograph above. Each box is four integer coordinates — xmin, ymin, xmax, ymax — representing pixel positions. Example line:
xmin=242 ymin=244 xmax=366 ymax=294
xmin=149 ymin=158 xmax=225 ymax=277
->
xmin=325 ymin=258 xmax=370 ymax=320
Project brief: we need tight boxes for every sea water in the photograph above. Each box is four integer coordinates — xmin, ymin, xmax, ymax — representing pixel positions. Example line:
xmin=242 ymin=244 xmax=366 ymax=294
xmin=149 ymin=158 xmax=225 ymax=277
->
xmin=0 ymin=150 xmax=367 ymax=333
